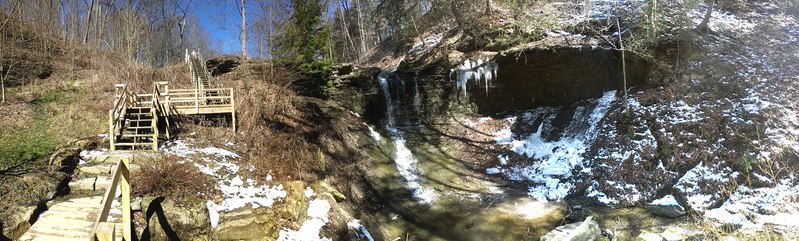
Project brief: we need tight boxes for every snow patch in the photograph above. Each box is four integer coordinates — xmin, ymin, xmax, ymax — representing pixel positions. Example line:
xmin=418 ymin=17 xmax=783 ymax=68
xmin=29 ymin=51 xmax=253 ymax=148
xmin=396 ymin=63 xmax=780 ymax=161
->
xmin=494 ymin=91 xmax=617 ymax=201
xmin=79 ymin=148 xmax=108 ymax=165
xmin=347 ymin=219 xmax=375 ymax=241
xmin=278 ymin=200 xmax=332 ymax=241
xmin=163 ymin=139 xmax=286 ymax=229
xmin=650 ymin=195 xmax=680 ymax=206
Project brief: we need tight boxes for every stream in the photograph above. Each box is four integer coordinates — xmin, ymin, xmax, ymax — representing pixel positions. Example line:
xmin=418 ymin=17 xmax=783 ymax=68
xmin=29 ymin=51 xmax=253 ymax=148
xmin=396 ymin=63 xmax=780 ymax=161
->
xmin=362 ymin=54 xmax=674 ymax=240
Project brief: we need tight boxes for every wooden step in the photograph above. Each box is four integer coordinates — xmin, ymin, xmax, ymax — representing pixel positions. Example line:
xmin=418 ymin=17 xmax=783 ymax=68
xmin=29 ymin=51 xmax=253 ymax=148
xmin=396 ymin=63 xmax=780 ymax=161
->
xmin=126 ymin=118 xmax=153 ymax=122
xmin=120 ymin=134 xmax=155 ymax=138
xmin=113 ymin=143 xmax=154 ymax=146
xmin=125 ymin=111 xmax=152 ymax=115
xmin=124 ymin=126 xmax=153 ymax=130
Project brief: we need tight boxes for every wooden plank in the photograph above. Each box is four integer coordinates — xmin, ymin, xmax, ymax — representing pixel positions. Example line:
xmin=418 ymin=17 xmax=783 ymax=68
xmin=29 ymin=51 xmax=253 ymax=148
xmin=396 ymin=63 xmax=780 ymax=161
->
xmin=95 ymin=222 xmax=115 ymax=241
xmin=121 ymin=158 xmax=131 ymax=241
xmin=89 ymin=160 xmax=122 ymax=240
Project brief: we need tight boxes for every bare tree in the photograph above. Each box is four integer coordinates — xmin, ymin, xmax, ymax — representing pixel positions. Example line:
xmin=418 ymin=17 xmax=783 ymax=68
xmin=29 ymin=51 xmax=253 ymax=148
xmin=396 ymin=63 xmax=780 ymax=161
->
xmin=697 ymin=0 xmax=715 ymax=33
xmin=241 ymin=0 xmax=247 ymax=58
xmin=1 ymin=1 xmax=21 ymax=104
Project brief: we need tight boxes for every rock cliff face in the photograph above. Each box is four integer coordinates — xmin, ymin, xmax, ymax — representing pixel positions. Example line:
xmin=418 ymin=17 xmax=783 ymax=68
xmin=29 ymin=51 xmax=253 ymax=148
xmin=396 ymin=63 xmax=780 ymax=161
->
xmin=467 ymin=48 xmax=649 ymax=114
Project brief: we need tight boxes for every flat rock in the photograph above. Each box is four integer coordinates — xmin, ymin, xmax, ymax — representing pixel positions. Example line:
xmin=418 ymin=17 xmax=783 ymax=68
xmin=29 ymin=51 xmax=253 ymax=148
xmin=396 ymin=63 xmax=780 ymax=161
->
xmin=540 ymin=216 xmax=600 ymax=241
xmin=69 ymin=176 xmax=111 ymax=193
xmin=78 ymin=164 xmax=115 ymax=175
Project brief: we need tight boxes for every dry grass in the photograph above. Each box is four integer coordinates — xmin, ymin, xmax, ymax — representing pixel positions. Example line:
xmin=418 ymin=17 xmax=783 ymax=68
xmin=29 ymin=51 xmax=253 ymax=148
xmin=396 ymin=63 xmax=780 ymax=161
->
xmin=131 ymin=155 xmax=217 ymax=201
xmin=213 ymin=62 xmax=319 ymax=181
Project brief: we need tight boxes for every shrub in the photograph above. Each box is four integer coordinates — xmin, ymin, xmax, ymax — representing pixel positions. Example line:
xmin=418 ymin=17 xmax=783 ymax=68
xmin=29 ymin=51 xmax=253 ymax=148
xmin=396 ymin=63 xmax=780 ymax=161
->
xmin=131 ymin=155 xmax=217 ymax=201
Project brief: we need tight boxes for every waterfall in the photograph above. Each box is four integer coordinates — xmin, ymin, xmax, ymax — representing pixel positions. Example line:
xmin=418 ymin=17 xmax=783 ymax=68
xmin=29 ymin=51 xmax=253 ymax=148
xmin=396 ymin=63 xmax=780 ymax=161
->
xmin=377 ymin=72 xmax=435 ymax=203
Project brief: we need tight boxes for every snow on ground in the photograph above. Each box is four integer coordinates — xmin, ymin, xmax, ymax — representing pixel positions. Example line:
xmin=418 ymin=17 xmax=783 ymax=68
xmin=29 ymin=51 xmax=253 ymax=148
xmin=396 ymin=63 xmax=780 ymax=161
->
xmin=674 ymin=162 xmax=739 ymax=211
xmin=79 ymin=148 xmax=107 ymax=165
xmin=492 ymin=91 xmax=616 ymax=201
xmin=347 ymin=219 xmax=375 ymax=241
xmin=650 ymin=195 xmax=681 ymax=206
xmin=162 ymin=139 xmax=286 ymax=229
xmin=691 ymin=6 xmax=756 ymax=34
xmin=704 ymin=177 xmax=799 ymax=230
xmin=278 ymin=199 xmax=333 ymax=241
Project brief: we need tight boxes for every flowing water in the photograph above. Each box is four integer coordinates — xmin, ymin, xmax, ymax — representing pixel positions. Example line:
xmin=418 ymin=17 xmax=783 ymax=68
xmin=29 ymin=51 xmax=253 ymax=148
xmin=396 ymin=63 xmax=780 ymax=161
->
xmin=366 ymin=57 xmax=671 ymax=240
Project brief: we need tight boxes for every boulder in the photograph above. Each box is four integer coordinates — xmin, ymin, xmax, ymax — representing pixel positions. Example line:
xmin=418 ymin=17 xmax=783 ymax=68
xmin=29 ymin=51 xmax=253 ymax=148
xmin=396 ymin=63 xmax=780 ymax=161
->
xmin=215 ymin=205 xmax=279 ymax=240
xmin=646 ymin=205 xmax=686 ymax=218
xmin=48 ymin=138 xmax=92 ymax=172
xmin=281 ymin=181 xmax=308 ymax=220
xmin=1 ymin=205 xmax=36 ymax=240
xmin=540 ymin=216 xmax=601 ymax=241
xmin=141 ymin=196 xmax=211 ymax=240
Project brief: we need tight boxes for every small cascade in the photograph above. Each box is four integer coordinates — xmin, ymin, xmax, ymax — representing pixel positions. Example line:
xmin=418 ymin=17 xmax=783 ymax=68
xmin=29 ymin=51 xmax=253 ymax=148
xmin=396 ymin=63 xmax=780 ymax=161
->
xmin=377 ymin=72 xmax=435 ymax=203
xmin=452 ymin=58 xmax=498 ymax=97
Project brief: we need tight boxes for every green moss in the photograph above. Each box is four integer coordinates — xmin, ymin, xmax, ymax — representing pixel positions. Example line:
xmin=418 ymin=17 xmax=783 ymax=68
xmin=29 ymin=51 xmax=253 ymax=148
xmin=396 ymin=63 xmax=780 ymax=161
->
xmin=0 ymin=121 xmax=56 ymax=168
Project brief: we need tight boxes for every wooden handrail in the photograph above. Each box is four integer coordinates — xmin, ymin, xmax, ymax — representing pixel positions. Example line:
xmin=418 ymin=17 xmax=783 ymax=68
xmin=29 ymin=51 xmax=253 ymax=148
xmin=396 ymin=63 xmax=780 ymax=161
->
xmin=109 ymin=84 xmax=140 ymax=151
xmin=89 ymin=158 xmax=131 ymax=241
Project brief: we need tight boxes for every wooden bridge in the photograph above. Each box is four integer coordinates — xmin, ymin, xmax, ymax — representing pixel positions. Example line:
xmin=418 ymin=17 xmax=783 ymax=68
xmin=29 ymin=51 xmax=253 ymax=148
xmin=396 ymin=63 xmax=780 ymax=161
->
xmin=19 ymin=50 xmax=235 ymax=240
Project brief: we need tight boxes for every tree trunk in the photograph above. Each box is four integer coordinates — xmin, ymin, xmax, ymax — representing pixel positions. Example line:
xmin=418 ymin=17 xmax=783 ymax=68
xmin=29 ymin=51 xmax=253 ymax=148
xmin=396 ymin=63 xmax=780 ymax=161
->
xmin=616 ymin=17 xmax=629 ymax=113
xmin=697 ymin=0 xmax=714 ymax=33
xmin=411 ymin=14 xmax=424 ymax=47
xmin=339 ymin=4 xmax=357 ymax=60
xmin=451 ymin=0 xmax=464 ymax=33
xmin=355 ymin=0 xmax=366 ymax=56
xmin=241 ymin=0 xmax=247 ymax=58
xmin=83 ymin=0 xmax=95 ymax=43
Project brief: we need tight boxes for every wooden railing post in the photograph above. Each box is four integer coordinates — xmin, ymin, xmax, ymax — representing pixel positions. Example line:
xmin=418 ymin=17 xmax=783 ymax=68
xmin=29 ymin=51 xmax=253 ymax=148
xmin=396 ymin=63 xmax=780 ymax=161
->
xmin=164 ymin=83 xmax=171 ymax=139
xmin=194 ymin=87 xmax=200 ymax=114
xmin=230 ymin=88 xmax=237 ymax=131
xmin=152 ymin=102 xmax=158 ymax=151
xmin=95 ymin=222 xmax=115 ymax=241
xmin=109 ymin=109 xmax=115 ymax=151
xmin=121 ymin=157 xmax=131 ymax=241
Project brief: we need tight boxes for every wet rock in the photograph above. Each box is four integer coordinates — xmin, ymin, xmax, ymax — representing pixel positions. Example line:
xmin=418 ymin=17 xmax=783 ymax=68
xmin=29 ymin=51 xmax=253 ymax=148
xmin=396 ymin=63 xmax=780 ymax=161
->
xmin=329 ymin=66 xmax=381 ymax=117
xmin=540 ymin=216 xmax=600 ymax=241
xmin=646 ymin=204 xmax=686 ymax=218
xmin=142 ymin=196 xmax=211 ymax=240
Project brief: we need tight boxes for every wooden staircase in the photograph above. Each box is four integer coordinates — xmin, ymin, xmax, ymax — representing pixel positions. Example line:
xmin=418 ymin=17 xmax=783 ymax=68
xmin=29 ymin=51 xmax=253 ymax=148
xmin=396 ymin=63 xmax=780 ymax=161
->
xmin=108 ymin=83 xmax=171 ymax=151
xmin=115 ymin=106 xmax=156 ymax=150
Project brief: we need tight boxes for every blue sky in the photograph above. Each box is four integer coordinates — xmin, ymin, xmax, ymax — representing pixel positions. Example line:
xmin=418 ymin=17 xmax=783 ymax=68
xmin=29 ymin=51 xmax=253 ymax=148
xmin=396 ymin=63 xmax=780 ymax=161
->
xmin=194 ymin=0 xmax=250 ymax=55
xmin=193 ymin=0 xmax=339 ymax=56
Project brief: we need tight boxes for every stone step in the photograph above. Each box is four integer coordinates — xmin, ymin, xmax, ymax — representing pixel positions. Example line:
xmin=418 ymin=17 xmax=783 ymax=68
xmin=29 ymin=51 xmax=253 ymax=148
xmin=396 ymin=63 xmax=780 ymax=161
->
xmin=69 ymin=176 xmax=112 ymax=192
xmin=79 ymin=164 xmax=116 ymax=175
